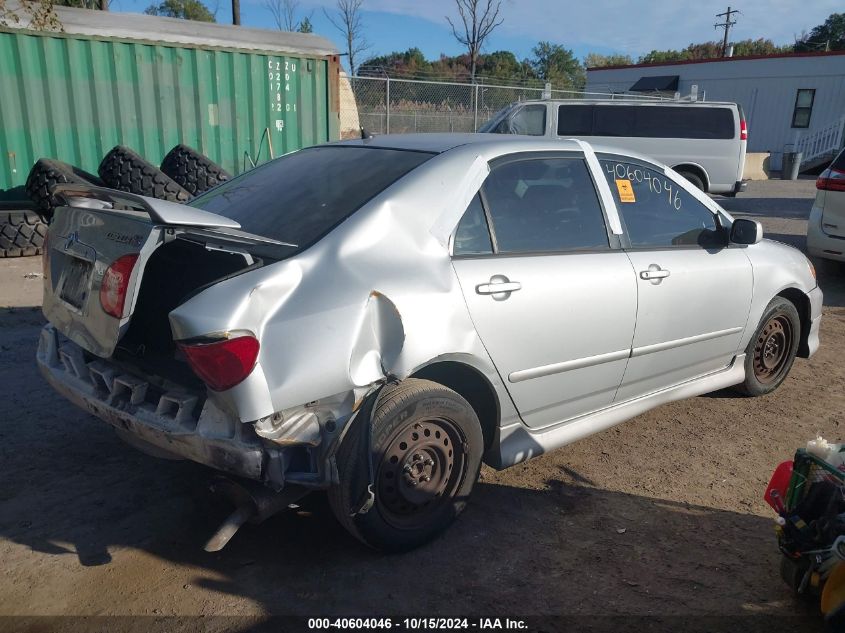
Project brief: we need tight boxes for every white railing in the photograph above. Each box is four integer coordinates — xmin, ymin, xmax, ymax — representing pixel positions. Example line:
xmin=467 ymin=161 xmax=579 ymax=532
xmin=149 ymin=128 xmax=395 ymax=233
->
xmin=797 ymin=115 xmax=845 ymax=166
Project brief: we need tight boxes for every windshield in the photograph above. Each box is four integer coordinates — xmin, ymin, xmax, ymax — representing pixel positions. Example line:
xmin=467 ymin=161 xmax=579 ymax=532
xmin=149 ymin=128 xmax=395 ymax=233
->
xmin=190 ymin=145 xmax=435 ymax=250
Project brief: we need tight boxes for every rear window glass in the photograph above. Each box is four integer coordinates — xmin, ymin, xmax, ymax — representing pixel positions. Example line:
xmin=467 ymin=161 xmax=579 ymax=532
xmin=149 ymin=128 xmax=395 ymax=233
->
xmin=190 ymin=146 xmax=434 ymax=247
xmin=592 ymin=105 xmax=735 ymax=139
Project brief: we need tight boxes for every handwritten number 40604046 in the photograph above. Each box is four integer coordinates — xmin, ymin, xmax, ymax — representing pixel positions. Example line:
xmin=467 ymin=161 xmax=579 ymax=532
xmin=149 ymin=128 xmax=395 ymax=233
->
xmin=604 ymin=162 xmax=682 ymax=211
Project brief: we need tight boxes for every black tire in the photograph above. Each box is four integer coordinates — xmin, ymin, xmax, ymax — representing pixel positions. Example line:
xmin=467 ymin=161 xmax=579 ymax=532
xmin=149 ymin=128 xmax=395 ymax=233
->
xmin=98 ymin=145 xmax=190 ymax=203
xmin=328 ymin=378 xmax=483 ymax=552
xmin=160 ymin=144 xmax=231 ymax=196
xmin=24 ymin=158 xmax=103 ymax=222
xmin=677 ymin=170 xmax=706 ymax=192
xmin=733 ymin=297 xmax=801 ymax=396
xmin=0 ymin=210 xmax=47 ymax=258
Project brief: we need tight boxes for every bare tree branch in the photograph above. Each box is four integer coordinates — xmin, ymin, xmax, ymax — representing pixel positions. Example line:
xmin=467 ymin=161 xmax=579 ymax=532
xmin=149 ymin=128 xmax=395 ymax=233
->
xmin=263 ymin=0 xmax=299 ymax=31
xmin=324 ymin=0 xmax=370 ymax=76
xmin=446 ymin=0 xmax=503 ymax=82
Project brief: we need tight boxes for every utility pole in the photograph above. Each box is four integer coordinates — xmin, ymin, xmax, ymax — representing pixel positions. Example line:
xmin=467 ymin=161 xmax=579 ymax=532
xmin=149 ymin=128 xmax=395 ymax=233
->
xmin=232 ymin=0 xmax=241 ymax=25
xmin=714 ymin=6 xmax=739 ymax=57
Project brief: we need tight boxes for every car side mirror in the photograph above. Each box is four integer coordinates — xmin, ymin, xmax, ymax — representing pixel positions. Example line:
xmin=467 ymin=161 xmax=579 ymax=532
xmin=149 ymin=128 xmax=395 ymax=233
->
xmin=730 ymin=218 xmax=763 ymax=245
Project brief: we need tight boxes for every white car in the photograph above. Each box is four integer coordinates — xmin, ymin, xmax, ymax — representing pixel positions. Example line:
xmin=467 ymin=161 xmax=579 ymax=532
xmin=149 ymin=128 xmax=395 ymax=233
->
xmin=37 ymin=134 xmax=822 ymax=551
xmin=808 ymin=149 xmax=845 ymax=263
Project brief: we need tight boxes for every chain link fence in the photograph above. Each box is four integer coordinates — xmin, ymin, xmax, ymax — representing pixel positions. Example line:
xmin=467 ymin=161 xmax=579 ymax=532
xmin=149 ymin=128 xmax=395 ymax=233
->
xmin=340 ymin=75 xmax=590 ymax=139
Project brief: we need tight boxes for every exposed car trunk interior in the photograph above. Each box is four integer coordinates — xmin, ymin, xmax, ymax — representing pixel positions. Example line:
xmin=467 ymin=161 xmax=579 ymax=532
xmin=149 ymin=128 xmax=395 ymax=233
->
xmin=113 ymin=237 xmax=259 ymax=387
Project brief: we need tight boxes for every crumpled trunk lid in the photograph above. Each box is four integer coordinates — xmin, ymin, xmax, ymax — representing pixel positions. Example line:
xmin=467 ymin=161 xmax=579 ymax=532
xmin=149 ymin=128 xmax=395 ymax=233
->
xmin=42 ymin=185 xmax=242 ymax=359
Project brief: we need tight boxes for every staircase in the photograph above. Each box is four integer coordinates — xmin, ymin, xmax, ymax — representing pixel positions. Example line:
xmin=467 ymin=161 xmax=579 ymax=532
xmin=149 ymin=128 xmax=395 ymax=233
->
xmin=797 ymin=115 xmax=845 ymax=172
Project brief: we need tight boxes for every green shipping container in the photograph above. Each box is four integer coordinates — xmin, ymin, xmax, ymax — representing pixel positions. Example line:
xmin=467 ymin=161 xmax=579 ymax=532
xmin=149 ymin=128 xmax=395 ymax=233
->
xmin=0 ymin=6 xmax=341 ymax=197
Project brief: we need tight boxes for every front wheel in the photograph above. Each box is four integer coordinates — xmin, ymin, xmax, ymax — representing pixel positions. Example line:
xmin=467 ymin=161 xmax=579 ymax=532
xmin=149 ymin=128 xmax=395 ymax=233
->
xmin=733 ymin=297 xmax=800 ymax=396
xmin=328 ymin=378 xmax=483 ymax=552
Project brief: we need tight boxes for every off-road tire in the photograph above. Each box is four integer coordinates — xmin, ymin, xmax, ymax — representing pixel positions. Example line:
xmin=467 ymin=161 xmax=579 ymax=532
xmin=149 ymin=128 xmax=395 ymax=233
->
xmin=328 ymin=378 xmax=483 ymax=552
xmin=677 ymin=170 xmax=706 ymax=192
xmin=0 ymin=210 xmax=47 ymax=257
xmin=733 ymin=297 xmax=800 ymax=396
xmin=98 ymin=145 xmax=190 ymax=203
xmin=24 ymin=158 xmax=103 ymax=222
xmin=160 ymin=144 xmax=231 ymax=196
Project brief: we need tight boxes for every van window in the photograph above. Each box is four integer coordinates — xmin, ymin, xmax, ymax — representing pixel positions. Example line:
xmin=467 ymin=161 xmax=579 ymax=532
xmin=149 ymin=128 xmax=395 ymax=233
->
xmin=507 ymin=104 xmax=547 ymax=136
xmin=592 ymin=105 xmax=735 ymax=140
xmin=557 ymin=105 xmax=593 ymax=136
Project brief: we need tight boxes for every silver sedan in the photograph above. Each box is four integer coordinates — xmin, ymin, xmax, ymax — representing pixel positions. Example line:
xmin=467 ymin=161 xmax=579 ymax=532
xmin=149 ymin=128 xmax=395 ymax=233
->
xmin=37 ymin=134 xmax=822 ymax=551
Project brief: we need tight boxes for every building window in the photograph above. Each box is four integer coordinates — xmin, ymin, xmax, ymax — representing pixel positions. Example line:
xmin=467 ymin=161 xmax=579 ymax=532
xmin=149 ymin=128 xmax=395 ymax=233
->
xmin=791 ymin=89 xmax=815 ymax=128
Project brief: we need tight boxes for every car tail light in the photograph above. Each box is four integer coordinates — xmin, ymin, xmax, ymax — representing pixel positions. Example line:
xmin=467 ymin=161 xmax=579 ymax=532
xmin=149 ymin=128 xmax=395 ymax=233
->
xmin=739 ymin=118 xmax=748 ymax=141
xmin=100 ymin=253 xmax=139 ymax=318
xmin=178 ymin=336 xmax=260 ymax=392
xmin=817 ymin=168 xmax=845 ymax=192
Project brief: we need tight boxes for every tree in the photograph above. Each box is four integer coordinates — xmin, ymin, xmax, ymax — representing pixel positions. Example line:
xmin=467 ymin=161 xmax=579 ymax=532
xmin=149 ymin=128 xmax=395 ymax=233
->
xmin=264 ymin=0 xmax=311 ymax=31
xmin=446 ymin=0 xmax=503 ymax=83
xmin=583 ymin=52 xmax=633 ymax=68
xmin=530 ymin=41 xmax=584 ymax=89
xmin=144 ymin=0 xmax=215 ymax=21
xmin=731 ymin=38 xmax=792 ymax=56
xmin=0 ymin=0 xmax=61 ymax=29
xmin=795 ymin=12 xmax=845 ymax=52
xmin=324 ymin=0 xmax=369 ymax=75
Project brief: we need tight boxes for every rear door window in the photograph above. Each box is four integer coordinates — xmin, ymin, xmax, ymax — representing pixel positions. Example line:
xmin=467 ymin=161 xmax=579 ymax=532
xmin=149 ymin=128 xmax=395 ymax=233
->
xmin=599 ymin=158 xmax=723 ymax=248
xmin=190 ymin=146 xmax=434 ymax=249
xmin=453 ymin=194 xmax=493 ymax=255
xmin=480 ymin=157 xmax=609 ymax=253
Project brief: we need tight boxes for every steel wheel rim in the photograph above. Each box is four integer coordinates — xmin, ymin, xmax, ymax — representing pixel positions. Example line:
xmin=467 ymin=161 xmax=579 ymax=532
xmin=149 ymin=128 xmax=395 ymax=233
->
xmin=753 ymin=314 xmax=793 ymax=384
xmin=376 ymin=417 xmax=466 ymax=530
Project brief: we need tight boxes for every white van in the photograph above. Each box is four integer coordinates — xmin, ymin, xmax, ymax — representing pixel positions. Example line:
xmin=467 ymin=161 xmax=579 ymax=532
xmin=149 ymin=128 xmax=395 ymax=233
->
xmin=479 ymin=99 xmax=748 ymax=196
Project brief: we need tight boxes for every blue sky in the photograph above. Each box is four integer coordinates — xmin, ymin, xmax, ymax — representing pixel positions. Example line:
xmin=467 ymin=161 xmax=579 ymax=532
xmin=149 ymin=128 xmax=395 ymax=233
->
xmin=109 ymin=0 xmax=842 ymax=68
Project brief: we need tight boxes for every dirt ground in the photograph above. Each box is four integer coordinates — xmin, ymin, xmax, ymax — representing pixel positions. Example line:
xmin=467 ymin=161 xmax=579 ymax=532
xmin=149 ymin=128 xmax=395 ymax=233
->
xmin=1 ymin=179 xmax=843 ymax=631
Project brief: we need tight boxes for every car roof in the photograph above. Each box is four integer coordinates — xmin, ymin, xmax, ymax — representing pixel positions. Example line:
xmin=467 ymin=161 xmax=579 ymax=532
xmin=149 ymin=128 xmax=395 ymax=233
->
xmin=333 ymin=133 xmax=664 ymax=166
xmin=335 ymin=133 xmax=584 ymax=154
xmin=520 ymin=98 xmax=738 ymax=108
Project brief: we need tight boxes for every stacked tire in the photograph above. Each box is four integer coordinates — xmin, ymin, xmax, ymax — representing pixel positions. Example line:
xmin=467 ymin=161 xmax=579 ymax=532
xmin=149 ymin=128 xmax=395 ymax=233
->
xmin=160 ymin=144 xmax=231 ymax=196
xmin=97 ymin=145 xmax=191 ymax=203
xmin=10 ymin=144 xmax=229 ymax=258
xmin=0 ymin=208 xmax=47 ymax=258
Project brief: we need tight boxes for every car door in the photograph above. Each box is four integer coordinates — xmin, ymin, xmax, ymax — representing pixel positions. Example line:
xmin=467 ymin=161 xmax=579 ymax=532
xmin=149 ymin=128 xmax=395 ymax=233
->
xmin=596 ymin=156 xmax=753 ymax=403
xmin=451 ymin=153 xmax=638 ymax=429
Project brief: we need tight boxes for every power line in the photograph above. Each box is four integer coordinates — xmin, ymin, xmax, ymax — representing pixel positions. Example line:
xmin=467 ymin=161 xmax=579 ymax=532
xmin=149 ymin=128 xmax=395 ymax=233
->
xmin=714 ymin=6 xmax=740 ymax=57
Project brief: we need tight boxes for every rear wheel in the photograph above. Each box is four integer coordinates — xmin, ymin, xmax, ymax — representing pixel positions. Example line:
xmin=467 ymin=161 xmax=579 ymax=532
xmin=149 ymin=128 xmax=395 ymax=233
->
xmin=329 ymin=378 xmax=483 ymax=552
xmin=734 ymin=297 xmax=800 ymax=396
xmin=677 ymin=170 xmax=705 ymax=192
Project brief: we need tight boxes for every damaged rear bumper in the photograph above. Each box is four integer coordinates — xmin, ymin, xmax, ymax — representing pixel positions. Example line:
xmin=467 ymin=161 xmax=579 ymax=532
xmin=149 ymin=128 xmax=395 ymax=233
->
xmin=36 ymin=324 xmax=266 ymax=481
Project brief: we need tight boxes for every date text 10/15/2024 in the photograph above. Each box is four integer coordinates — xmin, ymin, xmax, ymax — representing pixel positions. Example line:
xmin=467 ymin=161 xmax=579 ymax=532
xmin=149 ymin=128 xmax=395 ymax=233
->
xmin=307 ymin=618 xmax=529 ymax=630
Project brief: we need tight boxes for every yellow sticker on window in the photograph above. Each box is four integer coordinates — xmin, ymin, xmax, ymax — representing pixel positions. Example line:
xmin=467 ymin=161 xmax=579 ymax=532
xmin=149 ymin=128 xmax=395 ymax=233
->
xmin=615 ymin=179 xmax=636 ymax=202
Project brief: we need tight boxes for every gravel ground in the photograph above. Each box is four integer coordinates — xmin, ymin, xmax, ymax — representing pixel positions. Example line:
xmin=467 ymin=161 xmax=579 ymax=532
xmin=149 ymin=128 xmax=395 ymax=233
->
xmin=0 ymin=179 xmax=843 ymax=632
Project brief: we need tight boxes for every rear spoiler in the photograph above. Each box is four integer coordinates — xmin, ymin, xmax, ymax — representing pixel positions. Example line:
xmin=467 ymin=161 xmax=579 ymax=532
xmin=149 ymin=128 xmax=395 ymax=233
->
xmin=50 ymin=184 xmax=241 ymax=229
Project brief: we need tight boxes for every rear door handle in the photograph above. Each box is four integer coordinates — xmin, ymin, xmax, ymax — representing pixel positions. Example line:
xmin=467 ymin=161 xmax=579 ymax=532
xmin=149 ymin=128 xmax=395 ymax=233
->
xmin=639 ymin=264 xmax=670 ymax=285
xmin=477 ymin=281 xmax=522 ymax=294
xmin=476 ymin=275 xmax=521 ymax=299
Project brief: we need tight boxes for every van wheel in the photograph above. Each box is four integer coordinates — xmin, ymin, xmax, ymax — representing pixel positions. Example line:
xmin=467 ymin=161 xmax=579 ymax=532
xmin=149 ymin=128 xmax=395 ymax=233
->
xmin=328 ymin=379 xmax=483 ymax=552
xmin=733 ymin=297 xmax=800 ymax=396
xmin=677 ymin=170 xmax=705 ymax=192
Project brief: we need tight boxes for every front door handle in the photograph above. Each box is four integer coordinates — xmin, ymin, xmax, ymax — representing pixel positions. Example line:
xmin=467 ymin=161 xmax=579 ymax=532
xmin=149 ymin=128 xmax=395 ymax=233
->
xmin=639 ymin=264 xmax=671 ymax=285
xmin=476 ymin=275 xmax=521 ymax=299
